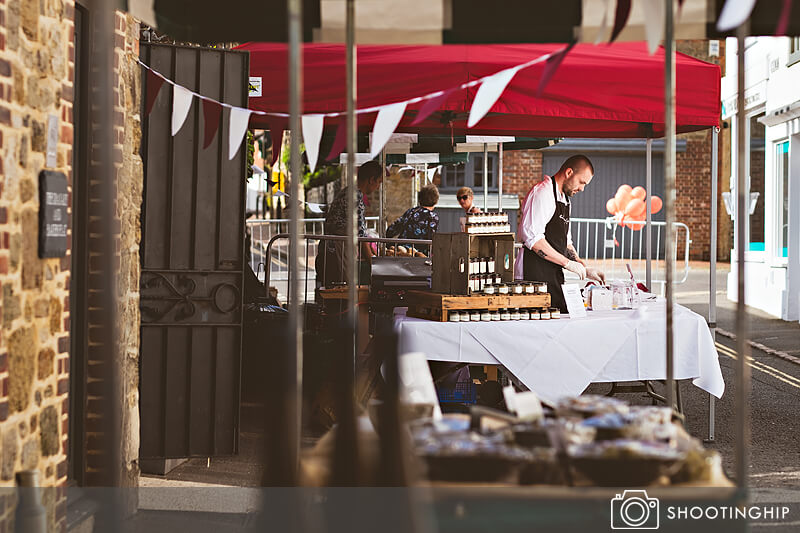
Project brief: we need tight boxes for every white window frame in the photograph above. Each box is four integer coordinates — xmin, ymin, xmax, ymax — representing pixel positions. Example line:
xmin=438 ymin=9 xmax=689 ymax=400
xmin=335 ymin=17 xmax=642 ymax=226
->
xmin=772 ymin=139 xmax=790 ymax=266
xmin=740 ymin=111 xmax=767 ymax=263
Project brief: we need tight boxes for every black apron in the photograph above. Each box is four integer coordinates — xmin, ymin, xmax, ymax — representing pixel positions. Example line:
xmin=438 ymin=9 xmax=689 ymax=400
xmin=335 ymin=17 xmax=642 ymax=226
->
xmin=523 ymin=178 xmax=570 ymax=312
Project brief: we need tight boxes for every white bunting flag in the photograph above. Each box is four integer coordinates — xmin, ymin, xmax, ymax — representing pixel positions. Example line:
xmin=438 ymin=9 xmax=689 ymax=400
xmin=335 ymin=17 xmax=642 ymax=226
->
xmin=643 ymin=0 xmax=665 ymax=54
xmin=228 ymin=107 xmax=253 ymax=160
xmin=171 ymin=85 xmax=193 ymax=136
xmin=274 ymin=190 xmax=288 ymax=198
xmin=306 ymin=202 xmax=325 ymax=214
xmin=425 ymin=165 xmax=441 ymax=184
xmin=370 ymin=102 xmax=407 ymax=157
xmin=593 ymin=0 xmax=611 ymax=44
xmin=467 ymin=67 xmax=518 ymax=128
xmin=716 ymin=0 xmax=757 ymax=32
xmin=301 ymin=114 xmax=325 ymax=172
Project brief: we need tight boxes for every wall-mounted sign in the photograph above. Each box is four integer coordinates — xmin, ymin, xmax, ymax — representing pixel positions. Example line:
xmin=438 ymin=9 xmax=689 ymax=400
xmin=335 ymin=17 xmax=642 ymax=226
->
xmin=248 ymin=77 xmax=262 ymax=97
xmin=38 ymin=170 xmax=68 ymax=258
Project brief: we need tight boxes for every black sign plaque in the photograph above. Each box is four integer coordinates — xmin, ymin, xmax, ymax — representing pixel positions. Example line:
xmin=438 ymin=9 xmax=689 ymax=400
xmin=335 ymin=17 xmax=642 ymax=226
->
xmin=38 ymin=170 xmax=68 ymax=258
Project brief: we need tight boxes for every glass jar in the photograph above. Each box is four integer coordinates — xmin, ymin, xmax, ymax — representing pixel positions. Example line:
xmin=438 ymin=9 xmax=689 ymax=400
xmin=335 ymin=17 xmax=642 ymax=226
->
xmin=510 ymin=308 xmax=520 ymax=321
xmin=536 ymin=282 xmax=548 ymax=294
xmin=460 ymin=311 xmax=470 ymax=322
xmin=497 ymin=284 xmax=509 ymax=295
xmin=490 ymin=310 xmax=501 ymax=321
xmin=480 ymin=309 xmax=492 ymax=321
xmin=488 ymin=257 xmax=496 ymax=272
xmin=449 ymin=311 xmax=461 ymax=322
xmin=540 ymin=308 xmax=551 ymax=320
xmin=500 ymin=308 xmax=511 ymax=321
xmin=519 ymin=308 xmax=530 ymax=320
xmin=513 ymin=283 xmax=524 ymax=294
xmin=530 ymin=309 xmax=540 ymax=320
xmin=550 ymin=307 xmax=561 ymax=319
xmin=483 ymin=284 xmax=496 ymax=295
xmin=470 ymin=310 xmax=481 ymax=322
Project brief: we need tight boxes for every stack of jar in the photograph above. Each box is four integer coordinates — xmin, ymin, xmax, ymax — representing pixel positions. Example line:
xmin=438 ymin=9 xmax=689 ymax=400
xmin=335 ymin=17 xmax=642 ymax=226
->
xmin=475 ymin=280 xmax=548 ymax=296
xmin=464 ymin=212 xmax=511 ymax=234
xmin=448 ymin=307 xmax=561 ymax=322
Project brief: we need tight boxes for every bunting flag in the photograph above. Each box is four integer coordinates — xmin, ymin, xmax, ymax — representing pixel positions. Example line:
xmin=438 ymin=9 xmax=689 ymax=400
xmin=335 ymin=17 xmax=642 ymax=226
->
xmin=609 ymin=0 xmax=632 ymax=43
xmin=145 ymin=69 xmax=166 ymax=116
xmin=717 ymin=0 xmax=757 ymax=31
xmin=301 ymin=114 xmax=325 ymax=172
xmin=228 ymin=107 xmax=252 ymax=160
xmin=370 ymin=102 xmax=407 ymax=157
xmin=643 ymin=0 xmax=665 ymax=54
xmin=536 ymin=41 xmax=575 ymax=97
xmin=411 ymin=88 xmax=456 ymax=125
xmin=265 ymin=117 xmax=287 ymax=166
xmin=594 ymin=0 xmax=611 ymax=44
xmin=468 ymin=67 xmax=519 ymax=128
xmin=325 ymin=121 xmax=347 ymax=162
xmin=306 ymin=202 xmax=325 ymax=214
xmin=202 ymin=99 xmax=222 ymax=149
xmin=775 ymin=0 xmax=793 ymax=35
xmin=171 ymin=84 xmax=194 ymax=136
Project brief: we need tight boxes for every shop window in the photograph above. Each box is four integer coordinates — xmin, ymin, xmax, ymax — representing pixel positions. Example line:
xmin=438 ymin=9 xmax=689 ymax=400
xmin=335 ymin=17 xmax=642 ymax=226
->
xmin=789 ymin=37 xmax=800 ymax=67
xmin=440 ymin=153 xmax=498 ymax=191
xmin=748 ymin=113 xmax=766 ymax=253
xmin=775 ymin=141 xmax=789 ymax=259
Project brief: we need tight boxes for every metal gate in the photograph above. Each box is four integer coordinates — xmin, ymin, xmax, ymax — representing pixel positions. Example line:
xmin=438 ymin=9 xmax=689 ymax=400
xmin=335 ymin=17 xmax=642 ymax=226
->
xmin=139 ymin=43 xmax=249 ymax=458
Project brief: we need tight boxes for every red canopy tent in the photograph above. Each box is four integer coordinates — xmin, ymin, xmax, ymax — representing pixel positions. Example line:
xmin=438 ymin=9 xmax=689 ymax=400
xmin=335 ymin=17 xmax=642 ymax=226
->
xmin=239 ymin=42 xmax=720 ymax=137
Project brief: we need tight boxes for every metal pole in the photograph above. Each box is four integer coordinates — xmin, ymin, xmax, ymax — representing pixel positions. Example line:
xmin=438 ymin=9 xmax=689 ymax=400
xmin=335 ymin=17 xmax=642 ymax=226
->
xmin=345 ymin=0 xmax=358 ymax=352
xmin=735 ymin=24 xmax=751 ymax=490
xmin=646 ymin=138 xmax=653 ymax=290
xmin=379 ymin=148 xmax=386 ymax=236
xmin=707 ymin=125 xmax=719 ymax=442
xmin=287 ymin=0 xmax=303 ymax=480
xmin=483 ymin=143 xmax=489 ymax=211
xmin=664 ymin=0 xmax=676 ymax=411
xmin=498 ymin=143 xmax=503 ymax=212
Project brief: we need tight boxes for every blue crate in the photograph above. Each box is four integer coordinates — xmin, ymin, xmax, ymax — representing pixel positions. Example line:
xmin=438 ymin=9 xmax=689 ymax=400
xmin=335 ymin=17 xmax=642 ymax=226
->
xmin=437 ymin=381 xmax=477 ymax=404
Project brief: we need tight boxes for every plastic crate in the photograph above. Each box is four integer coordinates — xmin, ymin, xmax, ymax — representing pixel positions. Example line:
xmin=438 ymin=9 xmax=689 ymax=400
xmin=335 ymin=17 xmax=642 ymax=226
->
xmin=437 ymin=381 xmax=477 ymax=404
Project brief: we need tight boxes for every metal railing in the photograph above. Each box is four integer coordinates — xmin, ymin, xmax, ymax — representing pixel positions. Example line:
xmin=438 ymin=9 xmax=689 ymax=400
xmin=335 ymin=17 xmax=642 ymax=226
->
xmin=262 ymin=233 xmax=432 ymax=303
xmin=247 ymin=216 xmax=379 ymax=280
xmin=566 ymin=217 xmax=691 ymax=290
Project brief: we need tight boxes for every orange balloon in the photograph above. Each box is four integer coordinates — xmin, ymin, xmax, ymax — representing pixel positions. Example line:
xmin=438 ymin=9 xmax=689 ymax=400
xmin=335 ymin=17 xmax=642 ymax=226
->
xmin=616 ymin=184 xmax=633 ymax=196
xmin=625 ymin=198 xmax=645 ymax=217
xmin=606 ymin=198 xmax=619 ymax=215
xmin=650 ymin=196 xmax=663 ymax=214
xmin=631 ymin=186 xmax=646 ymax=200
xmin=615 ymin=189 xmax=633 ymax=212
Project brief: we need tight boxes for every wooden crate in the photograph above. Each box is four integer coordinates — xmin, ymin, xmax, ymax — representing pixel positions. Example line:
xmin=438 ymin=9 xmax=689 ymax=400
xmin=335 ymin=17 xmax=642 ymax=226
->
xmin=406 ymin=290 xmax=551 ymax=322
xmin=431 ymin=233 xmax=516 ymax=295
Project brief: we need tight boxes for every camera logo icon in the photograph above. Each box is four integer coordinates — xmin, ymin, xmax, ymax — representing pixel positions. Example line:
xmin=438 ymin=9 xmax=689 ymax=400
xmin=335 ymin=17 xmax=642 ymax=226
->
xmin=611 ymin=490 xmax=660 ymax=529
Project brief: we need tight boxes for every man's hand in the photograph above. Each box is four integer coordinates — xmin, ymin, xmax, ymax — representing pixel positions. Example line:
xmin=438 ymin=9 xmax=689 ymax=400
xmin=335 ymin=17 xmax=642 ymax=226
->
xmin=564 ymin=260 xmax=586 ymax=280
xmin=586 ymin=267 xmax=605 ymax=285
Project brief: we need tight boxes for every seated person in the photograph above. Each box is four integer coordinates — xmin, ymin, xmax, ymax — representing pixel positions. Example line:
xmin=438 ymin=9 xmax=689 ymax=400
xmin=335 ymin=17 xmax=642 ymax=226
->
xmin=386 ymin=184 xmax=439 ymax=254
xmin=456 ymin=186 xmax=481 ymax=214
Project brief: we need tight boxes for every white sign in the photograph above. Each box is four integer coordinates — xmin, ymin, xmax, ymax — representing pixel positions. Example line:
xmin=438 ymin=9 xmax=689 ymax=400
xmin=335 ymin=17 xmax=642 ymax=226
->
xmin=248 ymin=77 xmax=262 ymax=97
xmin=562 ymin=284 xmax=587 ymax=318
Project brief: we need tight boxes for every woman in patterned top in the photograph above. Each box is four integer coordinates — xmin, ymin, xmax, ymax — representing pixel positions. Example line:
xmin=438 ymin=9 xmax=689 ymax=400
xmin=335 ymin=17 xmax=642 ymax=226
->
xmin=386 ymin=184 xmax=439 ymax=254
xmin=316 ymin=160 xmax=384 ymax=287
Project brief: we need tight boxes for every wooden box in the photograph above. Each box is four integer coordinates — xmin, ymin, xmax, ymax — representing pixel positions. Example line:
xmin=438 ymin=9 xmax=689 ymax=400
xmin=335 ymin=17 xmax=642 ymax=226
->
xmin=431 ymin=233 xmax=516 ymax=295
xmin=406 ymin=290 xmax=551 ymax=322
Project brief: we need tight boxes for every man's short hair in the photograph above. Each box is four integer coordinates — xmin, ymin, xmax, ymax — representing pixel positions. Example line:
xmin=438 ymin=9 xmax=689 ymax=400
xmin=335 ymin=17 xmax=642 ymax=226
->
xmin=418 ymin=184 xmax=440 ymax=208
xmin=357 ymin=160 xmax=384 ymax=184
xmin=558 ymin=154 xmax=594 ymax=176
xmin=456 ymin=186 xmax=474 ymax=198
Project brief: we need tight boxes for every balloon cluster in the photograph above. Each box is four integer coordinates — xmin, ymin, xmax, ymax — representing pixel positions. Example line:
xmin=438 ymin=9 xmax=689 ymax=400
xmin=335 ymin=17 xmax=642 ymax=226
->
xmin=605 ymin=185 xmax=662 ymax=230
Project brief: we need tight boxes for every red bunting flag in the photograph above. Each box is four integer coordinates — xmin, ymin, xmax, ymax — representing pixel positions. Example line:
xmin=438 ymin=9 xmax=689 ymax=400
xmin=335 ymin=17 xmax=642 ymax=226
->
xmin=265 ymin=117 xmax=287 ymax=166
xmin=411 ymin=88 xmax=457 ymax=126
xmin=326 ymin=121 xmax=347 ymax=162
xmin=536 ymin=42 xmax=575 ymax=97
xmin=144 ymin=69 xmax=166 ymax=116
xmin=610 ymin=0 xmax=632 ymax=43
xmin=775 ymin=0 xmax=793 ymax=35
xmin=202 ymin=99 xmax=222 ymax=149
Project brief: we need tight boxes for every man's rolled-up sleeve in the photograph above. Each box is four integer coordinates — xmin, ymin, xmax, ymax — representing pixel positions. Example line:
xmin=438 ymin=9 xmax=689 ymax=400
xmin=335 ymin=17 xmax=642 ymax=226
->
xmin=519 ymin=183 xmax=554 ymax=250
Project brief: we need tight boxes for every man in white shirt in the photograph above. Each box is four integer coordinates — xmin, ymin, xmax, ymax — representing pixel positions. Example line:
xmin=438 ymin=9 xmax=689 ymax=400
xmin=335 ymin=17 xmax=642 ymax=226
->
xmin=515 ymin=154 xmax=605 ymax=312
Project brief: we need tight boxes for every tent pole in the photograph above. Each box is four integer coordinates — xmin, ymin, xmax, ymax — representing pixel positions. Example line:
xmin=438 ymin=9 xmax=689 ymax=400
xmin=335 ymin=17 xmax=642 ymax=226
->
xmin=498 ymin=143 xmax=503 ymax=212
xmin=380 ymin=148 xmax=386 ymax=236
xmin=734 ymin=23 xmax=751 ymax=490
xmin=345 ymin=0 xmax=358 ymax=362
xmin=287 ymin=0 xmax=303 ymax=483
xmin=483 ymin=143 xmax=489 ymax=211
xmin=664 ymin=0 xmax=676 ymax=411
xmin=707 ymin=125 xmax=719 ymax=442
xmin=646 ymin=138 xmax=653 ymax=290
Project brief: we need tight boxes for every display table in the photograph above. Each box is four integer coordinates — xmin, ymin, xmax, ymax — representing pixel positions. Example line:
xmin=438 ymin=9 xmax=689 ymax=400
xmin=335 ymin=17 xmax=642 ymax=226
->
xmin=394 ymin=300 xmax=724 ymax=405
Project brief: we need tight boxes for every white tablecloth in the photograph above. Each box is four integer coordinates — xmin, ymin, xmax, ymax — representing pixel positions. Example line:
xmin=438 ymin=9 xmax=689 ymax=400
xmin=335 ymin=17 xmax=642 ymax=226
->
xmin=395 ymin=301 xmax=725 ymax=405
